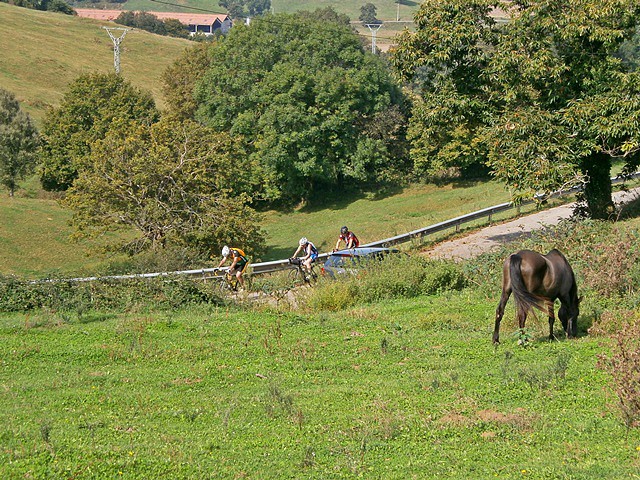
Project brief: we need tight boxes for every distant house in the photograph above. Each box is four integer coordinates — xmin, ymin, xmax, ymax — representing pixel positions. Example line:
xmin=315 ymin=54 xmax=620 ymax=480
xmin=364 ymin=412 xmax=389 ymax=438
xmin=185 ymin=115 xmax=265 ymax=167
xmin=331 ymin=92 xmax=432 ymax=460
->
xmin=75 ymin=9 xmax=232 ymax=35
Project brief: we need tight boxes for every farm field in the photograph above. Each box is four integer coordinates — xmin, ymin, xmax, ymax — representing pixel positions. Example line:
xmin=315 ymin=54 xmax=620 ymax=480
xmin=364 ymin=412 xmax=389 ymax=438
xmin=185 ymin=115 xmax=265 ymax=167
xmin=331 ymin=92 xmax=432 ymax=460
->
xmin=0 ymin=3 xmax=190 ymax=125
xmin=1 ymin=284 xmax=639 ymax=478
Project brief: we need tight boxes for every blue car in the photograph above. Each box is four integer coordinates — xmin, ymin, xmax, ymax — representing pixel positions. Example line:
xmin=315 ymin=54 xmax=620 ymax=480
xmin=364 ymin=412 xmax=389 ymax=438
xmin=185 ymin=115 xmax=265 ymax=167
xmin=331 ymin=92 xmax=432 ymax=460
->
xmin=321 ymin=247 xmax=400 ymax=278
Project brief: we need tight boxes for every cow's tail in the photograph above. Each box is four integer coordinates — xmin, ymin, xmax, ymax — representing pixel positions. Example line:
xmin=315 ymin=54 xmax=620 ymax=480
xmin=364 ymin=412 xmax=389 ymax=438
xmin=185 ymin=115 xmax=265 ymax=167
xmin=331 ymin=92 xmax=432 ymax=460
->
xmin=509 ymin=254 xmax=547 ymax=315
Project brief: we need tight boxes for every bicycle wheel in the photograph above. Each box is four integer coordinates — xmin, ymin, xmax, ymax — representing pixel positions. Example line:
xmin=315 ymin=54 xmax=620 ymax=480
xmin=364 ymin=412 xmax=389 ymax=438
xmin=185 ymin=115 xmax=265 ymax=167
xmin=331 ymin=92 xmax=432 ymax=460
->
xmin=288 ymin=267 xmax=305 ymax=286
xmin=217 ymin=276 xmax=234 ymax=295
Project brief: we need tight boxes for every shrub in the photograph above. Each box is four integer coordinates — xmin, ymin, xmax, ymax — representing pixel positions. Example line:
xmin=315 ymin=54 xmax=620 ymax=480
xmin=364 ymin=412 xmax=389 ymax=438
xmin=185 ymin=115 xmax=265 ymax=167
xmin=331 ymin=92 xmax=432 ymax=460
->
xmin=597 ymin=314 xmax=640 ymax=429
xmin=0 ymin=275 xmax=223 ymax=313
xmin=306 ymin=255 xmax=466 ymax=310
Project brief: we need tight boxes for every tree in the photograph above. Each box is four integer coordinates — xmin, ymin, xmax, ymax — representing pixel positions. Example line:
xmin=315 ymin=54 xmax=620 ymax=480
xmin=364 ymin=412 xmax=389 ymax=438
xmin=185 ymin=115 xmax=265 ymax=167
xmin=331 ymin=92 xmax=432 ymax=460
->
xmin=0 ymin=88 xmax=40 ymax=196
xmin=195 ymin=10 xmax=407 ymax=205
xmin=359 ymin=3 xmax=381 ymax=25
xmin=162 ymin=43 xmax=214 ymax=120
xmin=63 ymin=116 xmax=265 ymax=256
xmin=40 ymin=73 xmax=158 ymax=191
xmin=219 ymin=0 xmax=271 ymax=19
xmin=392 ymin=0 xmax=640 ymax=219
xmin=618 ymin=26 xmax=640 ymax=70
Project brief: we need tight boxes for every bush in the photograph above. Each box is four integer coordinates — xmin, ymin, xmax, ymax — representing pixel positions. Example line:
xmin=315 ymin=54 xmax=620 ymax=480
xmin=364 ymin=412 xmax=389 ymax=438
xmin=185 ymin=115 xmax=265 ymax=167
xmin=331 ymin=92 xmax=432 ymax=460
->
xmin=306 ymin=255 xmax=466 ymax=310
xmin=0 ymin=274 xmax=224 ymax=313
xmin=597 ymin=314 xmax=640 ymax=428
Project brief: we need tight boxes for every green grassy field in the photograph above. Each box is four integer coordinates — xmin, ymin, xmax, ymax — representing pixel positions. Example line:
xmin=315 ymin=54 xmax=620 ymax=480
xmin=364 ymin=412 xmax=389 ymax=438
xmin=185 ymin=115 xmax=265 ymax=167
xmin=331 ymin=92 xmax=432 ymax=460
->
xmin=0 ymin=3 xmax=191 ymax=124
xmin=260 ymin=180 xmax=546 ymax=262
xmin=1 ymin=285 xmax=639 ymax=478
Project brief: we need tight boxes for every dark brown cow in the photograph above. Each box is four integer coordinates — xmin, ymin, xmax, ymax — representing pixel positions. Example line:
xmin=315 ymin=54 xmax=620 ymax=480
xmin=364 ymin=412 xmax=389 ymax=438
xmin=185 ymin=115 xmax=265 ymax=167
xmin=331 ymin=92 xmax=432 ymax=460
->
xmin=493 ymin=249 xmax=580 ymax=344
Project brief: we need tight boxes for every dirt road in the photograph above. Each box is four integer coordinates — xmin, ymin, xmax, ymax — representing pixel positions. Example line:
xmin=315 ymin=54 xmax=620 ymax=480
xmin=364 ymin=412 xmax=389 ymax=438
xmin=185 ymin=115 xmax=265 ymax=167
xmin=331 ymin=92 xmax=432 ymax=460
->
xmin=423 ymin=187 xmax=640 ymax=260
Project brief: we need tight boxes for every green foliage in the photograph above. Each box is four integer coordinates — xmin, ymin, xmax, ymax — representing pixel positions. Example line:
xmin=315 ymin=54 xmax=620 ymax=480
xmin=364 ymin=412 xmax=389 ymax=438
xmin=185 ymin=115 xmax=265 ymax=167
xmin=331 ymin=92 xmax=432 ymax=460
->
xmin=1 ymin=0 xmax=74 ymax=13
xmin=392 ymin=0 xmax=640 ymax=218
xmin=195 ymin=10 xmax=408 ymax=205
xmin=618 ymin=26 xmax=640 ymax=70
xmin=115 ymin=11 xmax=190 ymax=38
xmin=62 ymin=116 xmax=266 ymax=256
xmin=359 ymin=2 xmax=380 ymax=24
xmin=219 ymin=0 xmax=271 ymax=18
xmin=39 ymin=72 xmax=159 ymax=191
xmin=161 ymin=43 xmax=214 ymax=120
xmin=598 ymin=314 xmax=640 ymax=428
xmin=0 ymin=88 xmax=40 ymax=196
xmin=308 ymin=255 xmax=466 ymax=310
xmin=0 ymin=274 xmax=223 ymax=312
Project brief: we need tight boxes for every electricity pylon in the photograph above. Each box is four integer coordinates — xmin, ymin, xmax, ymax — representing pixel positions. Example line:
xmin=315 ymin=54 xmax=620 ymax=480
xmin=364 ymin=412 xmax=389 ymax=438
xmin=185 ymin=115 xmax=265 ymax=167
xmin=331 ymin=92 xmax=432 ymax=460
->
xmin=103 ymin=27 xmax=130 ymax=74
xmin=365 ymin=23 xmax=382 ymax=54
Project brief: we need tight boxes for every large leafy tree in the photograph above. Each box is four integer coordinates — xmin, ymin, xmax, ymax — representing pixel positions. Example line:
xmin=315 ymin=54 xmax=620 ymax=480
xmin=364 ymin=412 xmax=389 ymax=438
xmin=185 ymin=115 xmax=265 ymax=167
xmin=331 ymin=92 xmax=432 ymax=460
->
xmin=0 ymin=88 xmax=40 ymax=196
xmin=219 ymin=0 xmax=271 ymax=19
xmin=195 ymin=10 xmax=407 ymax=205
xmin=63 ymin=116 xmax=265 ymax=256
xmin=40 ymin=73 xmax=158 ymax=191
xmin=162 ymin=43 xmax=214 ymax=121
xmin=392 ymin=0 xmax=640 ymax=219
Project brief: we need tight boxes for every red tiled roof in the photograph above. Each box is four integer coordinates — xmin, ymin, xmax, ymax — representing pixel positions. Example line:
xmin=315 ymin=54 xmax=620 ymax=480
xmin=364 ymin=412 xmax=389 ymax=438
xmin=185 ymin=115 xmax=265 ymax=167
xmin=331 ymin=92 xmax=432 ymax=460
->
xmin=75 ymin=8 xmax=228 ymax=25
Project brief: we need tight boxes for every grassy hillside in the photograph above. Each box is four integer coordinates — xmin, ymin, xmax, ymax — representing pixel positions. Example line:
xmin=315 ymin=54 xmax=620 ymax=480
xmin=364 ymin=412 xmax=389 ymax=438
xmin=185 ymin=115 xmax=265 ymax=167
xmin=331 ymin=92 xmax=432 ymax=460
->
xmin=0 ymin=177 xmax=526 ymax=277
xmin=0 ymin=3 xmax=191 ymax=124
xmin=260 ymin=180 xmax=519 ymax=260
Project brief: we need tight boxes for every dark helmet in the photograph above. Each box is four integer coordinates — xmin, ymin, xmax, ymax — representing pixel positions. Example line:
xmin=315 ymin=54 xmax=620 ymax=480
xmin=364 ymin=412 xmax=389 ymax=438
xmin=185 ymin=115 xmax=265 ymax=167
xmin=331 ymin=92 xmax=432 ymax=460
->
xmin=340 ymin=226 xmax=348 ymax=234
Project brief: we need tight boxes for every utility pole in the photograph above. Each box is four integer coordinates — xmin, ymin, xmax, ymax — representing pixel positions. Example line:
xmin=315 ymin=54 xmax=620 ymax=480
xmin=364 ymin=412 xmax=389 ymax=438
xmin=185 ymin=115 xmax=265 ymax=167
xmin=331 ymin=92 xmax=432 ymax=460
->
xmin=365 ymin=23 xmax=382 ymax=54
xmin=103 ymin=27 xmax=130 ymax=74
xmin=396 ymin=0 xmax=400 ymax=21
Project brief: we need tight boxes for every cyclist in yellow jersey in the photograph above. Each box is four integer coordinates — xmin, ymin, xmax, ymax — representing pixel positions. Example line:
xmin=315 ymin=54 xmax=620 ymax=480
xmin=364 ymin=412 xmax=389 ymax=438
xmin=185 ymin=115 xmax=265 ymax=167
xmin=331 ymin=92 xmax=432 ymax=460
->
xmin=218 ymin=245 xmax=248 ymax=289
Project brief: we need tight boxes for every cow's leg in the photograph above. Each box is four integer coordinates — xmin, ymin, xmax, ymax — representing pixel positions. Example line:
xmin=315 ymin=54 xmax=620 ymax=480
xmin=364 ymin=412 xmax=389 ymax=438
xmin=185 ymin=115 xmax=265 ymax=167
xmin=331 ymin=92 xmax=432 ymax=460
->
xmin=493 ymin=288 xmax=511 ymax=344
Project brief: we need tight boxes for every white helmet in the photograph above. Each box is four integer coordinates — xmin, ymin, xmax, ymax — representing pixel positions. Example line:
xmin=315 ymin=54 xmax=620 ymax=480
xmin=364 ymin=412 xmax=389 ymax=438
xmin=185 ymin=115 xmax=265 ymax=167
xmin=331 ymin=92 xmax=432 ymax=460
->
xmin=222 ymin=245 xmax=230 ymax=257
xmin=299 ymin=237 xmax=308 ymax=246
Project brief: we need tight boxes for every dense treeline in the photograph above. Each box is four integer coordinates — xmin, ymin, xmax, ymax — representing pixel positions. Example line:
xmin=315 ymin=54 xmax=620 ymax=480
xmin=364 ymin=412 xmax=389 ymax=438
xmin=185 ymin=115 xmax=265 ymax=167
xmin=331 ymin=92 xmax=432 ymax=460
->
xmin=1 ymin=0 xmax=73 ymax=14
xmin=114 ymin=11 xmax=191 ymax=39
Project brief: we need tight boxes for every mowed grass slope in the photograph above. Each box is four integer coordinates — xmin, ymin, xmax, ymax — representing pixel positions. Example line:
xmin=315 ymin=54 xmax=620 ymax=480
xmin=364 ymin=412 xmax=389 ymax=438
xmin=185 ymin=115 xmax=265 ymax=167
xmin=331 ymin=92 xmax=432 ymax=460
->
xmin=0 ymin=177 xmax=524 ymax=276
xmin=0 ymin=3 xmax=191 ymax=124
xmin=260 ymin=180 xmax=525 ymax=261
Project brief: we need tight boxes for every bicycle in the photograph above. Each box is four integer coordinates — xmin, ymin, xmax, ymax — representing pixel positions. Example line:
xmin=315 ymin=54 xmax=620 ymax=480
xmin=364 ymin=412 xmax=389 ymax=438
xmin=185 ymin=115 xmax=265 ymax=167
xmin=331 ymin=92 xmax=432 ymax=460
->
xmin=288 ymin=257 xmax=318 ymax=286
xmin=214 ymin=268 xmax=249 ymax=294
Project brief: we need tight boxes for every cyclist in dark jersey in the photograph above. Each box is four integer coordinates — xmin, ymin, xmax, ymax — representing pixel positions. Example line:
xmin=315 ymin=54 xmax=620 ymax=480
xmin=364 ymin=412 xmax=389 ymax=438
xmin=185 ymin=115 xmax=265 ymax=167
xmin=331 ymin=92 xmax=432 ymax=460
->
xmin=218 ymin=245 xmax=248 ymax=289
xmin=334 ymin=226 xmax=359 ymax=251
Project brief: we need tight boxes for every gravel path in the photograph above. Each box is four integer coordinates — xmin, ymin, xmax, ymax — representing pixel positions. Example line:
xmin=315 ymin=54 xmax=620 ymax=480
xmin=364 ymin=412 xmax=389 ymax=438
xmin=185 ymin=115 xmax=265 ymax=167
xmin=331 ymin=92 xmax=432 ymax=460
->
xmin=423 ymin=187 xmax=640 ymax=261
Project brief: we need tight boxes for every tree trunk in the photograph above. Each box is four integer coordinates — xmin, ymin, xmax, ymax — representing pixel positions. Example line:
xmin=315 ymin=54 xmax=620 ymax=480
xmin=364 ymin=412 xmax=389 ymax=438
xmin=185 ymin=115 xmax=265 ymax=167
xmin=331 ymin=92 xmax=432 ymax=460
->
xmin=580 ymin=152 xmax=614 ymax=220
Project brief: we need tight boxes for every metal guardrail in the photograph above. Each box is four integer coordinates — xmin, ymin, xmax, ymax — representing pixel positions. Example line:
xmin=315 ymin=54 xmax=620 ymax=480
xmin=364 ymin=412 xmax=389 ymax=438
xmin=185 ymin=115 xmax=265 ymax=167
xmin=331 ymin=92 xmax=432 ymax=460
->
xmin=51 ymin=172 xmax=640 ymax=283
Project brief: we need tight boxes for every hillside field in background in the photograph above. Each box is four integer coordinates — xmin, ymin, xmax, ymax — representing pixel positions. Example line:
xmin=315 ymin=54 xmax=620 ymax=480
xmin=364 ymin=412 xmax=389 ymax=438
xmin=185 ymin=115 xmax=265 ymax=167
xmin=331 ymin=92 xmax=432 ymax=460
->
xmin=0 ymin=2 xmax=190 ymax=124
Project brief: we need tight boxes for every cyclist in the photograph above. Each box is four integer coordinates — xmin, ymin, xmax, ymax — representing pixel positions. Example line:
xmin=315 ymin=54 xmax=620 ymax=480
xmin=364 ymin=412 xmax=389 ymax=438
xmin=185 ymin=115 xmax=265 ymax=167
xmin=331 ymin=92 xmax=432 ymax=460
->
xmin=334 ymin=226 xmax=359 ymax=251
xmin=217 ymin=245 xmax=248 ymax=289
xmin=292 ymin=237 xmax=318 ymax=274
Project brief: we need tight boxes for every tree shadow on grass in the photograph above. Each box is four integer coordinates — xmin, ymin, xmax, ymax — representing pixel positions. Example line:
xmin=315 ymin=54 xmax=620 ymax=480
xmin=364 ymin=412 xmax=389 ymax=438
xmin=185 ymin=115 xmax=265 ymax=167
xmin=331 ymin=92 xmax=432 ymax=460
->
xmin=616 ymin=191 xmax=640 ymax=220
xmin=295 ymin=183 xmax=408 ymax=214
